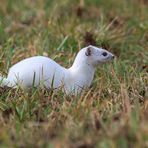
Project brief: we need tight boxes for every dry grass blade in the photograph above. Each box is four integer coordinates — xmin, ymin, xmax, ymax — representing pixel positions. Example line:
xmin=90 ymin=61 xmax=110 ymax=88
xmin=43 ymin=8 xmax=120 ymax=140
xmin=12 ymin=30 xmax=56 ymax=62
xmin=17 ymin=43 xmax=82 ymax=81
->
xmin=120 ymin=84 xmax=131 ymax=117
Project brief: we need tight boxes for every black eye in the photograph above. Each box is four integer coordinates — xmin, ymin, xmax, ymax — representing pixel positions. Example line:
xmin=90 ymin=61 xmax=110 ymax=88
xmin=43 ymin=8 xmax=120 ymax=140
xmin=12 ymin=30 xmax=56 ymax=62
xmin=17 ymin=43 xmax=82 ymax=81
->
xmin=102 ymin=52 xmax=108 ymax=56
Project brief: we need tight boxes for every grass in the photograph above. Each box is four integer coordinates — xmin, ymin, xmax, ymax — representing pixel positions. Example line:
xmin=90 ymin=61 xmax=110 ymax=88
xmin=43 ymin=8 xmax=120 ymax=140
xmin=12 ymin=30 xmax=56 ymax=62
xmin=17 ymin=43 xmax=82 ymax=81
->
xmin=0 ymin=0 xmax=148 ymax=147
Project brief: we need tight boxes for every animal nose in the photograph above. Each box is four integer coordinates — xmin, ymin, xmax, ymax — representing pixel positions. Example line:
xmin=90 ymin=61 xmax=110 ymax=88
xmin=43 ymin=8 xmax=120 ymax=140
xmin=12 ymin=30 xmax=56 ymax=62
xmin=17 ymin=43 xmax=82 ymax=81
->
xmin=112 ymin=55 xmax=115 ymax=59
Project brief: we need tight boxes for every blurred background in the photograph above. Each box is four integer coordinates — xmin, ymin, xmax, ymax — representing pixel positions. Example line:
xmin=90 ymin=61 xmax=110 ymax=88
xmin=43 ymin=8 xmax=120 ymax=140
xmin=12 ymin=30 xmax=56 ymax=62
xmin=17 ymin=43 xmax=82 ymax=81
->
xmin=0 ymin=0 xmax=147 ymax=57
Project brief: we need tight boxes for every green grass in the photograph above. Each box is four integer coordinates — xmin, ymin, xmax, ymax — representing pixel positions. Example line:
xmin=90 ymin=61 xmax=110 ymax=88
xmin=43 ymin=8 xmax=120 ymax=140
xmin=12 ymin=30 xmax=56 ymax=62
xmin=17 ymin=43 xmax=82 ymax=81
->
xmin=0 ymin=0 xmax=148 ymax=147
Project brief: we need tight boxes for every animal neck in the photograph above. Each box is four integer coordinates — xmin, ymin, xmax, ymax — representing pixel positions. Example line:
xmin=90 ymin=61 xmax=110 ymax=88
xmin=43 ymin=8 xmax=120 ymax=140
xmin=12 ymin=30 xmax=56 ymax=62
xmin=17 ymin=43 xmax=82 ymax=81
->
xmin=68 ymin=59 xmax=95 ymax=87
xmin=71 ymin=60 xmax=95 ymax=73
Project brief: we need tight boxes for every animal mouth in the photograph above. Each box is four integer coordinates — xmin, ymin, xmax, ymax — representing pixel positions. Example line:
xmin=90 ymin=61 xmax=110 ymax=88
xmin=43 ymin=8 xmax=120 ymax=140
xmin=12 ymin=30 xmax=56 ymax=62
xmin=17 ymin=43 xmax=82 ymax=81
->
xmin=98 ymin=57 xmax=113 ymax=63
xmin=107 ymin=57 xmax=111 ymax=60
xmin=107 ymin=56 xmax=114 ymax=60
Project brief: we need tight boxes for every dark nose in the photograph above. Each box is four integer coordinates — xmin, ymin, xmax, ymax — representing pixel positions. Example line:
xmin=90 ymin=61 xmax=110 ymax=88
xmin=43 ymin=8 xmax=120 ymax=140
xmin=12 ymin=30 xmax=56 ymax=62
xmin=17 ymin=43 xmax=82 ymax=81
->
xmin=112 ymin=55 xmax=115 ymax=59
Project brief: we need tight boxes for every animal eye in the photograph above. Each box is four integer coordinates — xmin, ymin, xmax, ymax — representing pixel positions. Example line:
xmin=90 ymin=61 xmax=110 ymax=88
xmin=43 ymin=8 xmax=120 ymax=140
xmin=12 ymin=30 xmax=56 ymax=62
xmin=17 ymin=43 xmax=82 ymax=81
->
xmin=102 ymin=52 xmax=107 ymax=56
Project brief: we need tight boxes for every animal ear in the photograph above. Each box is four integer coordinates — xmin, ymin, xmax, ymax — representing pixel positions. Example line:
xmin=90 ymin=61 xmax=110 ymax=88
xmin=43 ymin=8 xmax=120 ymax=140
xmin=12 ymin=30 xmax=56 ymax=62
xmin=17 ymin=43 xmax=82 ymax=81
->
xmin=85 ymin=47 xmax=92 ymax=56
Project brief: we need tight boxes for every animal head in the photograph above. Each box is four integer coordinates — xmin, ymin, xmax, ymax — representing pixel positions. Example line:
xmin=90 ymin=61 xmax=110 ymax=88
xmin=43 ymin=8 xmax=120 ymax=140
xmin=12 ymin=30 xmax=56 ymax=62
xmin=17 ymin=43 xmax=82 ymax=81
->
xmin=74 ymin=45 xmax=114 ymax=68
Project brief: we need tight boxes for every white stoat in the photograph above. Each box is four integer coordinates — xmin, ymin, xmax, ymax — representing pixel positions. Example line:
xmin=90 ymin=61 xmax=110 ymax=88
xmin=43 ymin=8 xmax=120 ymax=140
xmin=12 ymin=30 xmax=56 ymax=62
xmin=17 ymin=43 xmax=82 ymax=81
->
xmin=0 ymin=45 xmax=114 ymax=95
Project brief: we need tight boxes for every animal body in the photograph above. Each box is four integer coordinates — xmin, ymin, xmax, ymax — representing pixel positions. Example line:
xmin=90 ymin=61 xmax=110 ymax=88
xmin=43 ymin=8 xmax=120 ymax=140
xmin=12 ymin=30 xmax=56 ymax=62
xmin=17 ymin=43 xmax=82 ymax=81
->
xmin=0 ymin=45 xmax=114 ymax=95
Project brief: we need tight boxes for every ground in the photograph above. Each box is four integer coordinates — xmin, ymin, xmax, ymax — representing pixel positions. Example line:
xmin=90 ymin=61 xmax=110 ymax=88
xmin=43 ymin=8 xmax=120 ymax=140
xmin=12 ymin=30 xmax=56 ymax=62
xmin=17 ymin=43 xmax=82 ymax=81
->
xmin=0 ymin=0 xmax=148 ymax=147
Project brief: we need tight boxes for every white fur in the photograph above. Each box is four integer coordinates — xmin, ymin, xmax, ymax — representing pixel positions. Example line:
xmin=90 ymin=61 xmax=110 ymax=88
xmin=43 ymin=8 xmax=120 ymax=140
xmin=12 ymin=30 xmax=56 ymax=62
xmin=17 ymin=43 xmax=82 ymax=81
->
xmin=0 ymin=45 xmax=114 ymax=95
